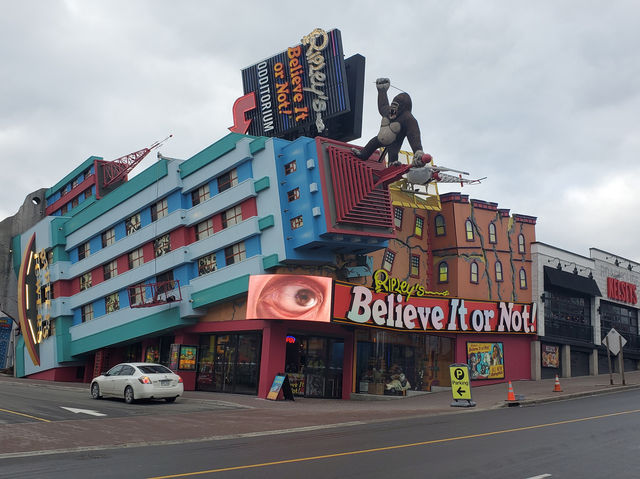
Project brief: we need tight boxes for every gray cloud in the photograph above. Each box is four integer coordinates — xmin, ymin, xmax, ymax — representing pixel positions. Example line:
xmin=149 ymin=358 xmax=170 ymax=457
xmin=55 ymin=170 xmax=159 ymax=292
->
xmin=2 ymin=0 xmax=639 ymax=260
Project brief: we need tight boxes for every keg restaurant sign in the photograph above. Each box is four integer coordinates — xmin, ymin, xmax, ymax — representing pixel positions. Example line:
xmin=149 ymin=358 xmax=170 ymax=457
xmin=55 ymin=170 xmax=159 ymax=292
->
xmin=332 ymin=280 xmax=537 ymax=334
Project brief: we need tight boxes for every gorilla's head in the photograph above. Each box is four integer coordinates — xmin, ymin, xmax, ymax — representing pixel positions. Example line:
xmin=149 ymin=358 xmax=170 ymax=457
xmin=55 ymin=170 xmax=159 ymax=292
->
xmin=389 ymin=92 xmax=412 ymax=119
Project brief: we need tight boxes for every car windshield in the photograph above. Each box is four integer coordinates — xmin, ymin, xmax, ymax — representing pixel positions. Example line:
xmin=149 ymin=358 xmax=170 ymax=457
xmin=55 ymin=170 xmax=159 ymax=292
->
xmin=137 ymin=365 xmax=173 ymax=374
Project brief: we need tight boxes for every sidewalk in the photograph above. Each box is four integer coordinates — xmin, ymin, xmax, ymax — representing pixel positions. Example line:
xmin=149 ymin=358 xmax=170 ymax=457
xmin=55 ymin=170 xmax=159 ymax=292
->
xmin=1 ymin=371 xmax=639 ymax=457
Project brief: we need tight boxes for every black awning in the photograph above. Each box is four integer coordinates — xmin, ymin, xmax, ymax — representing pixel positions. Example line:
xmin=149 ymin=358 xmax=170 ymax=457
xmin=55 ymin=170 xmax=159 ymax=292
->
xmin=544 ymin=266 xmax=602 ymax=297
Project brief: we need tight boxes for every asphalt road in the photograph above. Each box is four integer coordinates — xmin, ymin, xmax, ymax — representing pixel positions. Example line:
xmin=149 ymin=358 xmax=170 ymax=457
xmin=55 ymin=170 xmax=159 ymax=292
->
xmin=3 ymin=389 xmax=640 ymax=478
xmin=0 ymin=380 xmax=245 ymax=424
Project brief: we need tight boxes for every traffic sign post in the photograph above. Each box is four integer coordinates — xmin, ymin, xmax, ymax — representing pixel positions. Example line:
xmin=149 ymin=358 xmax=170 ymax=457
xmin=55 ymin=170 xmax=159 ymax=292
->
xmin=449 ymin=363 xmax=476 ymax=407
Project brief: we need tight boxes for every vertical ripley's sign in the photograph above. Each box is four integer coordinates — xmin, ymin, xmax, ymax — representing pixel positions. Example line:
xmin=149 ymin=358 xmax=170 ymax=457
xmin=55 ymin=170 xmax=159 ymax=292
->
xmin=241 ymin=28 xmax=349 ymax=138
xmin=332 ymin=281 xmax=537 ymax=334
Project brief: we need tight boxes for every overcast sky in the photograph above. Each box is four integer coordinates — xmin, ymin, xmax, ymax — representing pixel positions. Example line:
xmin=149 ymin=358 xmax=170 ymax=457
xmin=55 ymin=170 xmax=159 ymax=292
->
xmin=2 ymin=1 xmax=639 ymax=261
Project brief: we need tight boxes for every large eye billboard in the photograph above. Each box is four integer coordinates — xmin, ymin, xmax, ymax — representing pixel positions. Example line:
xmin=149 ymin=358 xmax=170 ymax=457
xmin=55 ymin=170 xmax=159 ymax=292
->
xmin=246 ymin=275 xmax=333 ymax=322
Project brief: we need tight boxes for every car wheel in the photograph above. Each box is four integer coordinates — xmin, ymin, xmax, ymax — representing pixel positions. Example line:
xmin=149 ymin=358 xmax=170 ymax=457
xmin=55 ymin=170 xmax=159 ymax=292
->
xmin=124 ymin=386 xmax=135 ymax=404
xmin=165 ymin=397 xmax=176 ymax=403
xmin=91 ymin=383 xmax=102 ymax=399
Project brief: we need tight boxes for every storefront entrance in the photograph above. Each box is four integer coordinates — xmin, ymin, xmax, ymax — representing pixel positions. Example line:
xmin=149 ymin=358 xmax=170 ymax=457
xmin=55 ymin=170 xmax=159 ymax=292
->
xmin=354 ymin=330 xmax=454 ymax=395
xmin=196 ymin=332 xmax=261 ymax=394
xmin=284 ymin=335 xmax=344 ymax=398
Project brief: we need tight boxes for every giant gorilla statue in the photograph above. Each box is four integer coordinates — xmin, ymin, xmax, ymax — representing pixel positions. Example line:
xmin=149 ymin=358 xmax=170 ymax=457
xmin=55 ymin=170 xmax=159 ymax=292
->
xmin=352 ymin=78 xmax=428 ymax=167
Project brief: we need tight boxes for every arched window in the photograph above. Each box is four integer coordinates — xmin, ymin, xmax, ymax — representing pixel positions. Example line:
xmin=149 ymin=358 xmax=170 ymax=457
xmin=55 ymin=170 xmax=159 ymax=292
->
xmin=518 ymin=234 xmax=526 ymax=254
xmin=488 ymin=222 xmax=497 ymax=244
xmin=470 ymin=262 xmax=479 ymax=283
xmin=435 ymin=215 xmax=446 ymax=236
xmin=519 ymin=268 xmax=527 ymax=289
xmin=465 ymin=219 xmax=474 ymax=241
xmin=495 ymin=261 xmax=503 ymax=282
xmin=438 ymin=262 xmax=448 ymax=283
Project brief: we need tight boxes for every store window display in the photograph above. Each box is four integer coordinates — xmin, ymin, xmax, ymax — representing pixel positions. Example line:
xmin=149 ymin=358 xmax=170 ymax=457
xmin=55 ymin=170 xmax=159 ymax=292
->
xmin=355 ymin=330 xmax=454 ymax=395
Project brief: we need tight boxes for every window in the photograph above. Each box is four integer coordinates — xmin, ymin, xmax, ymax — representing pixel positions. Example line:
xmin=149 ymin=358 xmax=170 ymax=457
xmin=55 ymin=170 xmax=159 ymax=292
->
xmin=156 ymin=271 xmax=174 ymax=293
xmin=414 ymin=216 xmax=424 ymax=238
xmin=438 ymin=262 xmax=448 ymax=283
xmin=151 ymin=198 xmax=168 ymax=221
xmin=78 ymin=242 xmax=90 ymax=260
xmin=435 ymin=215 xmax=446 ymax=236
xmin=71 ymin=197 xmax=79 ymax=208
xmin=128 ymin=247 xmax=144 ymax=269
xmin=217 ymin=169 xmax=238 ymax=192
xmin=287 ymin=188 xmax=301 ymax=202
xmin=394 ymin=207 xmax=403 ymax=230
xmin=518 ymin=234 xmax=526 ymax=254
xmin=84 ymin=187 xmax=93 ymax=200
xmin=290 ymin=216 xmax=304 ymax=229
xmin=198 ymin=253 xmax=217 ymax=276
xmin=129 ymin=283 xmax=145 ymax=307
xmin=519 ymin=268 xmax=527 ymax=289
xmin=221 ymin=205 xmax=243 ymax=229
xmin=79 ymin=272 xmax=92 ymax=291
xmin=154 ymin=234 xmax=171 ymax=257
xmin=191 ymin=184 xmax=210 ymax=206
xmin=382 ymin=249 xmax=396 ymax=272
xmin=225 ymin=242 xmax=246 ymax=265
xmin=489 ymin=222 xmax=497 ymax=244
xmin=196 ymin=218 xmax=214 ymax=240
xmin=410 ymin=255 xmax=420 ymax=277
xmin=105 ymin=292 xmax=120 ymax=314
xmin=495 ymin=261 xmax=503 ymax=282
xmin=103 ymin=260 xmax=118 ymax=280
xmin=60 ymin=204 xmax=68 ymax=215
xmin=465 ymin=219 xmax=474 ymax=241
xmin=102 ymin=228 xmax=115 ymax=248
xmin=72 ymin=178 xmax=79 ymax=189
xmin=470 ymin=262 xmax=479 ymax=284
xmin=284 ymin=161 xmax=297 ymax=174
xmin=126 ymin=213 xmax=141 ymax=235
xmin=81 ymin=304 xmax=93 ymax=323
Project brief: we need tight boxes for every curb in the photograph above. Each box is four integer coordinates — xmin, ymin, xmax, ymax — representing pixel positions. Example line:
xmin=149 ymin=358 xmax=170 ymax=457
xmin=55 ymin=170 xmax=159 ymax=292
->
xmin=500 ymin=384 xmax=640 ymax=408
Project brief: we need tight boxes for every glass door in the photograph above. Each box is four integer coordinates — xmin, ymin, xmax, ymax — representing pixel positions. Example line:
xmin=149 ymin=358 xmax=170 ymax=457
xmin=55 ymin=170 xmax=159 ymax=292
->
xmin=213 ymin=335 xmax=235 ymax=393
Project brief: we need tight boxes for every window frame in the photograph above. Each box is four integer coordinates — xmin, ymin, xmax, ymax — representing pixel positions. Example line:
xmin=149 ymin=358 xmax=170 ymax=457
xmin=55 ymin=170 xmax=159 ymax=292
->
xmin=495 ymin=261 xmax=503 ymax=282
xmin=198 ymin=252 xmax=217 ymax=276
xmin=79 ymin=272 xmax=92 ymax=291
xmin=154 ymin=234 xmax=171 ymax=258
xmin=101 ymin=228 xmax=115 ymax=248
xmin=470 ymin=261 xmax=479 ymax=284
xmin=224 ymin=242 xmax=246 ymax=266
xmin=518 ymin=234 xmax=526 ymax=254
xmin=78 ymin=242 xmax=90 ymax=260
xmin=125 ymin=213 xmax=141 ymax=236
xmin=438 ymin=261 xmax=449 ymax=283
xmin=151 ymin=198 xmax=168 ymax=221
xmin=191 ymin=184 xmax=210 ymax=206
xmin=382 ymin=249 xmax=396 ymax=273
xmin=217 ymin=169 xmax=238 ymax=193
xmin=290 ymin=215 xmax=304 ymax=230
xmin=465 ymin=219 xmax=474 ymax=241
xmin=435 ymin=214 xmax=446 ymax=236
xmin=393 ymin=207 xmax=403 ymax=230
xmin=128 ymin=247 xmax=145 ymax=269
xmin=103 ymin=260 xmax=118 ymax=280
xmin=105 ymin=292 xmax=120 ymax=314
xmin=488 ymin=222 xmax=497 ymax=244
xmin=196 ymin=218 xmax=214 ymax=240
xmin=81 ymin=303 xmax=94 ymax=323
xmin=221 ymin=205 xmax=243 ymax=229
xmin=414 ymin=215 xmax=425 ymax=239
xmin=410 ymin=254 xmax=420 ymax=278
xmin=519 ymin=268 xmax=528 ymax=289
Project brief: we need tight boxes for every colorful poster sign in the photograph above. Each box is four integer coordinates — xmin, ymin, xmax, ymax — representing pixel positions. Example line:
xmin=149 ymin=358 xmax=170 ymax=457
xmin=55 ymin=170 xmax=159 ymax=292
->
xmin=169 ymin=344 xmax=180 ymax=370
xmin=241 ymin=28 xmax=350 ymax=139
xmin=178 ymin=345 xmax=197 ymax=370
xmin=541 ymin=344 xmax=560 ymax=368
xmin=0 ymin=317 xmax=12 ymax=369
xmin=332 ymin=280 xmax=537 ymax=334
xmin=467 ymin=342 xmax=505 ymax=380
xmin=246 ymin=275 xmax=333 ymax=322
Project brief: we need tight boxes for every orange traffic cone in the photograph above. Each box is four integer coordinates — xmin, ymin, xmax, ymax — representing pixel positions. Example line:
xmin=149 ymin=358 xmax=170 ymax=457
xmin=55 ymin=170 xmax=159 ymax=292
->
xmin=553 ymin=375 xmax=562 ymax=392
xmin=507 ymin=381 xmax=516 ymax=401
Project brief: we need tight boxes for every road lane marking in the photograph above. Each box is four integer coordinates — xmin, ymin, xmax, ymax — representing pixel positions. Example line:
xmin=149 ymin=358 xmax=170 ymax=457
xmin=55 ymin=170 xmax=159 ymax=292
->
xmin=525 ymin=475 xmax=552 ymax=479
xmin=60 ymin=407 xmax=107 ymax=417
xmin=0 ymin=407 xmax=51 ymax=423
xmin=147 ymin=408 xmax=640 ymax=478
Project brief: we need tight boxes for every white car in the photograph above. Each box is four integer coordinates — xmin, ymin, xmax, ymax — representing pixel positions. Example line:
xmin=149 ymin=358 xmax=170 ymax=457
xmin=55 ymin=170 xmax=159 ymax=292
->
xmin=90 ymin=362 xmax=183 ymax=404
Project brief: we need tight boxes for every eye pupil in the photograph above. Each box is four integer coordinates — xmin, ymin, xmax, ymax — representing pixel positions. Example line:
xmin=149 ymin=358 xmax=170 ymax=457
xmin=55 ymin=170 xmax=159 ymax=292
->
xmin=295 ymin=289 xmax=315 ymax=306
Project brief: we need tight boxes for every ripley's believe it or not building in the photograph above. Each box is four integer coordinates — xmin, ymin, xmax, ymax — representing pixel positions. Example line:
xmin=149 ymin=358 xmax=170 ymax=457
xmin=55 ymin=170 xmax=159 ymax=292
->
xmin=2 ymin=28 xmax=638 ymax=400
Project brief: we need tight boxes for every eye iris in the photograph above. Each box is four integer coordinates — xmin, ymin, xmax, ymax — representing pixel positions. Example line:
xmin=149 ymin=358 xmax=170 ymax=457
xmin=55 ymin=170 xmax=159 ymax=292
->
xmin=295 ymin=289 xmax=316 ymax=307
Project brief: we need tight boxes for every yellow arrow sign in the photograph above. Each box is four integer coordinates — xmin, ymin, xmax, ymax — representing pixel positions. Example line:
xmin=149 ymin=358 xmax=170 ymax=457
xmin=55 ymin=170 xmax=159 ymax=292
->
xmin=450 ymin=365 xmax=472 ymax=400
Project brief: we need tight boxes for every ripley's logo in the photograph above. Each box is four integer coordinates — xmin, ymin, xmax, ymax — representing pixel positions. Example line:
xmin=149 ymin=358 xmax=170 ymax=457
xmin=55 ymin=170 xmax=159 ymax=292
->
xmin=341 ymin=285 xmax=536 ymax=334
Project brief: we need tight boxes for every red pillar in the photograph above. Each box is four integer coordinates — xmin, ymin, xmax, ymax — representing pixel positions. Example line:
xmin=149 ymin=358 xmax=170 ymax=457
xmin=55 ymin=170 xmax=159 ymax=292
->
xmin=257 ymin=321 xmax=288 ymax=399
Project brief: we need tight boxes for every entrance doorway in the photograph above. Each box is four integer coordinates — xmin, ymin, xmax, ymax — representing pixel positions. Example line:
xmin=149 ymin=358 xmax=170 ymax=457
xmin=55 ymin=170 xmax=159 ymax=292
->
xmin=285 ymin=335 xmax=343 ymax=398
